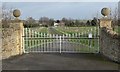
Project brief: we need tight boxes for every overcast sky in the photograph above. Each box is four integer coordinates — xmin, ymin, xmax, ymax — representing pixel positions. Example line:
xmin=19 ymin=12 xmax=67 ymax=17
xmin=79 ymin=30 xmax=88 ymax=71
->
xmin=1 ymin=0 xmax=119 ymax=2
xmin=3 ymin=2 xmax=118 ymax=20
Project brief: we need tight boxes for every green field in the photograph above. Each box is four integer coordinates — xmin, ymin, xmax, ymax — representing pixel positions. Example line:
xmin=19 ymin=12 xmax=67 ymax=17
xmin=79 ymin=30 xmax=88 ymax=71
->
xmin=55 ymin=26 xmax=98 ymax=33
xmin=54 ymin=26 xmax=99 ymax=38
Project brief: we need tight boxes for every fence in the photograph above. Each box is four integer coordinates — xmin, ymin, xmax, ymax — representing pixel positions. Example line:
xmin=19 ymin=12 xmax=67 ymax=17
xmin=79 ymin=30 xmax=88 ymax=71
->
xmin=23 ymin=27 xmax=99 ymax=53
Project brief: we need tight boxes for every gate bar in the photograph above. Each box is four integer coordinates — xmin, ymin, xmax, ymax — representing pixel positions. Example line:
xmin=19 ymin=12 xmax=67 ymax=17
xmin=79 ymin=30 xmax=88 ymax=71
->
xmin=60 ymin=36 xmax=61 ymax=53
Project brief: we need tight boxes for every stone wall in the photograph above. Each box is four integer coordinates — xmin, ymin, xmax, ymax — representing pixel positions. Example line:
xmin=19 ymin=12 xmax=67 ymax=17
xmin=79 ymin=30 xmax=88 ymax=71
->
xmin=2 ymin=22 xmax=24 ymax=59
xmin=99 ymin=19 xmax=120 ymax=62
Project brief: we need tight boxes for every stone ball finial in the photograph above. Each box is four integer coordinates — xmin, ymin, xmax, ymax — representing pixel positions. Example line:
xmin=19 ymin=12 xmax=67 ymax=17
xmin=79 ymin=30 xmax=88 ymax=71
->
xmin=13 ymin=9 xmax=21 ymax=18
xmin=101 ymin=8 xmax=110 ymax=17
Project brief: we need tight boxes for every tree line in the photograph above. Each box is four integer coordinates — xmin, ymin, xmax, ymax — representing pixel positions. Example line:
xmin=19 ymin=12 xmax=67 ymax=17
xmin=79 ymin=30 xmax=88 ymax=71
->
xmin=23 ymin=17 xmax=100 ymax=28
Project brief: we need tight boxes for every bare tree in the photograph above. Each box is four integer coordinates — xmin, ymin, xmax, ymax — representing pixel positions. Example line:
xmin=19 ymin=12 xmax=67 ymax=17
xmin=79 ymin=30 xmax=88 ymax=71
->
xmin=24 ymin=17 xmax=37 ymax=27
xmin=112 ymin=7 xmax=118 ymax=26
xmin=110 ymin=6 xmax=119 ymax=31
xmin=118 ymin=1 xmax=120 ymax=26
xmin=48 ymin=18 xmax=54 ymax=26
xmin=2 ymin=4 xmax=14 ymax=28
xmin=39 ymin=17 xmax=50 ymax=27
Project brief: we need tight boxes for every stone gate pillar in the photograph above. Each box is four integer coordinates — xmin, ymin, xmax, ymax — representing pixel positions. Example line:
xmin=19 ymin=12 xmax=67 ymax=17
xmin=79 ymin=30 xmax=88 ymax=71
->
xmin=99 ymin=8 xmax=119 ymax=62
xmin=99 ymin=8 xmax=112 ymax=54
xmin=99 ymin=18 xmax=113 ymax=54
xmin=2 ymin=9 xmax=24 ymax=59
xmin=2 ymin=21 xmax=24 ymax=59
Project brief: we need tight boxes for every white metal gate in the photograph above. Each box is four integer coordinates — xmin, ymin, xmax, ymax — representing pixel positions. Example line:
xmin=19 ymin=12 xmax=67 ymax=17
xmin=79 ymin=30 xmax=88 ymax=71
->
xmin=23 ymin=27 xmax=99 ymax=53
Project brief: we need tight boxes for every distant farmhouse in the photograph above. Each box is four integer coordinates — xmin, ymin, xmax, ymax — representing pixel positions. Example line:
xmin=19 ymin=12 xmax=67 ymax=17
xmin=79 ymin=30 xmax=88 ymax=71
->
xmin=54 ymin=20 xmax=65 ymax=27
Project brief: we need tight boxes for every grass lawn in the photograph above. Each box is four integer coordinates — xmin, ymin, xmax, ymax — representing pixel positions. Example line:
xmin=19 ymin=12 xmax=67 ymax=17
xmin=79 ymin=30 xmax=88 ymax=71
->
xmin=26 ymin=27 xmax=48 ymax=34
xmin=54 ymin=26 xmax=99 ymax=34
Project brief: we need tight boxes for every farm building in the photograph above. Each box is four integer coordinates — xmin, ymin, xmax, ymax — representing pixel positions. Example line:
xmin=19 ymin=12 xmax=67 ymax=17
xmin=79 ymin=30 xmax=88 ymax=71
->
xmin=54 ymin=20 xmax=65 ymax=27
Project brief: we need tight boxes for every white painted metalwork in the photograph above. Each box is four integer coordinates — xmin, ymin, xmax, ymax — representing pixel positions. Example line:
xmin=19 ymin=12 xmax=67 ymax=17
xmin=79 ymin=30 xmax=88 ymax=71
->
xmin=23 ymin=27 xmax=99 ymax=53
